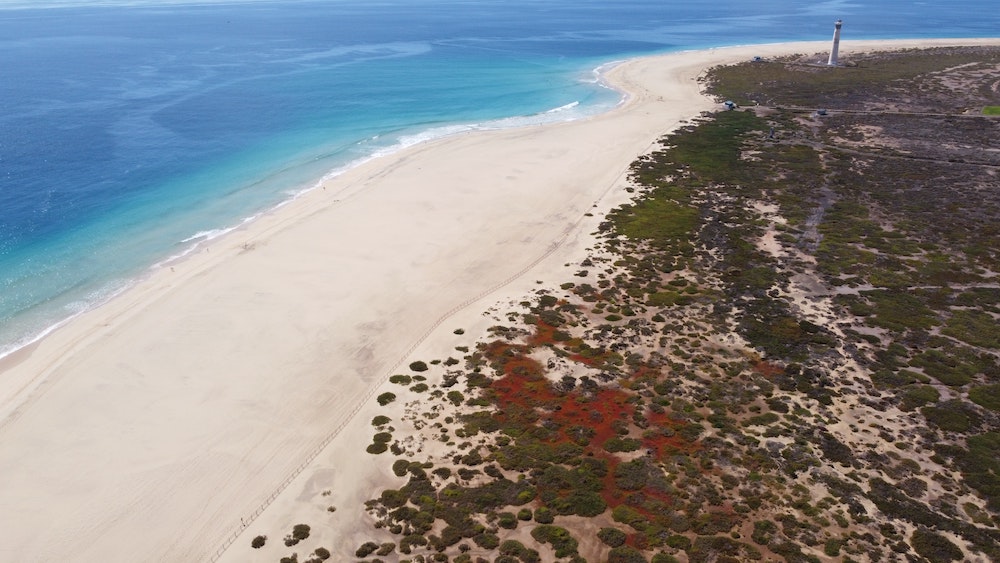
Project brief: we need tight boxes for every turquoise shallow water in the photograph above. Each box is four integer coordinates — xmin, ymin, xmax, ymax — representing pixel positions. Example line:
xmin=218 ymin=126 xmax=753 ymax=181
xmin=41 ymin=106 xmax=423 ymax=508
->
xmin=0 ymin=0 xmax=997 ymax=358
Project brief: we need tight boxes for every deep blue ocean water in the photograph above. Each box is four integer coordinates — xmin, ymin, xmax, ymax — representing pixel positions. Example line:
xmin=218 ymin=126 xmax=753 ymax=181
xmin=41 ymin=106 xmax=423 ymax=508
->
xmin=0 ymin=0 xmax=997 ymax=358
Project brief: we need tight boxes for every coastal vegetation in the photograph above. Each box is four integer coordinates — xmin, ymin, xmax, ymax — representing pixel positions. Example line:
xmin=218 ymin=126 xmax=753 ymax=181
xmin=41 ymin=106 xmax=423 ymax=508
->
xmin=258 ymin=46 xmax=1000 ymax=563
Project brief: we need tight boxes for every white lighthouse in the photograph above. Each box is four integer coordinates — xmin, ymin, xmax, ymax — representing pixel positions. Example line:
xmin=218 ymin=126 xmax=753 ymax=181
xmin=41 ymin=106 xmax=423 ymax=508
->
xmin=827 ymin=19 xmax=843 ymax=66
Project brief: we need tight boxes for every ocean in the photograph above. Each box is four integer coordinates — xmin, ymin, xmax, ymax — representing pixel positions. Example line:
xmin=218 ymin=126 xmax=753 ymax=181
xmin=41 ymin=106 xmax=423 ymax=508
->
xmin=0 ymin=0 xmax=996 ymax=359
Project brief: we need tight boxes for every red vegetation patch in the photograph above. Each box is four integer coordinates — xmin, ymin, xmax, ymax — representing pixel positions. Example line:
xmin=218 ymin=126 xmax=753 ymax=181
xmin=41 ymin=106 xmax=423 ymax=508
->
xmin=644 ymin=410 xmax=702 ymax=458
xmin=527 ymin=320 xmax=559 ymax=347
xmin=754 ymin=360 xmax=785 ymax=379
xmin=481 ymin=336 xmax=702 ymax=518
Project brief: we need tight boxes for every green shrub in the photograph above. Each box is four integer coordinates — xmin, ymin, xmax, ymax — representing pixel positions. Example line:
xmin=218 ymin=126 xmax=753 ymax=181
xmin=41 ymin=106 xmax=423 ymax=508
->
xmin=942 ymin=310 xmax=1000 ymax=348
xmin=751 ymin=520 xmax=776 ymax=545
xmin=745 ymin=412 xmax=779 ymax=426
xmin=410 ymin=383 xmax=429 ymax=393
xmin=911 ymin=528 xmax=963 ymax=562
xmin=355 ymin=541 xmax=379 ymax=557
xmin=900 ymin=385 xmax=940 ymax=411
xmin=598 ymin=527 xmax=628 ymax=547
xmin=665 ymin=535 xmax=691 ymax=550
xmin=392 ymin=459 xmax=410 ymax=477
xmin=291 ymin=524 xmax=310 ymax=541
xmin=377 ymin=392 xmax=397 ymax=406
xmin=251 ymin=535 xmax=266 ymax=549
xmin=400 ymin=533 xmax=429 ymax=553
xmin=604 ymin=436 xmax=642 ymax=452
xmin=473 ymin=532 xmax=499 ymax=549
xmin=373 ymin=431 xmax=392 ymax=443
xmin=560 ymin=490 xmax=606 ymax=517
xmin=531 ymin=525 xmax=580 ymax=558
xmin=607 ymin=545 xmax=648 ymax=563
xmin=614 ymin=458 xmax=651 ymax=490
xmin=922 ymin=401 xmax=979 ymax=432
xmin=313 ymin=547 xmax=331 ymax=560
xmin=409 ymin=361 xmax=429 ymax=372
xmin=389 ymin=374 xmax=412 ymax=385
xmin=970 ymin=384 xmax=1000 ymax=412
xmin=372 ymin=415 xmax=391 ymax=426
xmin=534 ymin=507 xmax=554 ymax=524
xmin=497 ymin=511 xmax=518 ymax=529
xmin=367 ymin=442 xmax=388 ymax=454
xmin=499 ymin=539 xmax=540 ymax=563
xmin=864 ymin=290 xmax=938 ymax=331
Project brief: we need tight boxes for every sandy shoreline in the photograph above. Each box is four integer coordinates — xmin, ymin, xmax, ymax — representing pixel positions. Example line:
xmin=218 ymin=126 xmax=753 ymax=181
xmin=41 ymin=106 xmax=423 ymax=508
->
xmin=0 ymin=38 xmax=997 ymax=562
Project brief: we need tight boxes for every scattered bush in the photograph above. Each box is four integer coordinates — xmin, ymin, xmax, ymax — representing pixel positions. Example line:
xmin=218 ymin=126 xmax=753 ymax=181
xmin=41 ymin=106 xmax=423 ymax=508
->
xmin=377 ymin=392 xmax=397 ymax=406
xmin=409 ymin=361 xmax=429 ymax=372
xmin=604 ymin=436 xmax=642 ymax=453
xmin=313 ymin=547 xmax=330 ymax=560
xmin=534 ymin=507 xmax=554 ymax=524
xmin=598 ymin=527 xmax=628 ymax=547
xmin=372 ymin=415 xmax=391 ymax=426
xmin=389 ymin=374 xmax=412 ymax=385
xmin=497 ymin=511 xmax=518 ymax=529
xmin=355 ymin=541 xmax=379 ymax=557
xmin=607 ymin=545 xmax=648 ymax=563
xmin=473 ymin=532 xmax=499 ymax=549
xmin=284 ymin=526 xmax=310 ymax=547
xmin=499 ymin=539 xmax=540 ymax=563
xmin=366 ymin=442 xmax=388 ymax=454
xmin=251 ymin=535 xmax=266 ymax=549
xmin=531 ymin=525 xmax=579 ymax=558
xmin=665 ymin=535 xmax=691 ymax=550
xmin=291 ymin=524 xmax=310 ymax=541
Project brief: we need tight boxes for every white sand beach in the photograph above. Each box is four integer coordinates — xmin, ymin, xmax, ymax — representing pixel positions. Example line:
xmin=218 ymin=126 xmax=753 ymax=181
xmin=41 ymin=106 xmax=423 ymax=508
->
xmin=0 ymin=38 xmax=996 ymax=562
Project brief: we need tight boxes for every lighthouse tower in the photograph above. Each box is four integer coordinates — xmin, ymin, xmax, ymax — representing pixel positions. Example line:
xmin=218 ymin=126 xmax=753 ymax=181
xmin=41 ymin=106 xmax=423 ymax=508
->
xmin=827 ymin=19 xmax=843 ymax=66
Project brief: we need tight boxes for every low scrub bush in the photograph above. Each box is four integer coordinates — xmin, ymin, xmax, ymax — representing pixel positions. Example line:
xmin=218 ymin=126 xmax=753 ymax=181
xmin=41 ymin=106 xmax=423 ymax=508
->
xmin=355 ymin=541 xmax=379 ymax=557
xmin=598 ymin=527 xmax=628 ymax=547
